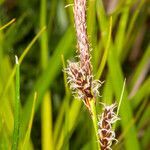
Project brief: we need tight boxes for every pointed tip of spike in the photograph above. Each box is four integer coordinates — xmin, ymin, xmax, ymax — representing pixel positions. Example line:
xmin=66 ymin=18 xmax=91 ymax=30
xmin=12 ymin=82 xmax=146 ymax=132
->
xmin=15 ymin=55 xmax=19 ymax=64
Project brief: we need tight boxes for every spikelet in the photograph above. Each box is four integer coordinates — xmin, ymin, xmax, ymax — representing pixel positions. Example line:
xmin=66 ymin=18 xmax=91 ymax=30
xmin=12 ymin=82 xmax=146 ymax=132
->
xmin=65 ymin=61 xmax=102 ymax=110
xmin=98 ymin=103 xmax=119 ymax=150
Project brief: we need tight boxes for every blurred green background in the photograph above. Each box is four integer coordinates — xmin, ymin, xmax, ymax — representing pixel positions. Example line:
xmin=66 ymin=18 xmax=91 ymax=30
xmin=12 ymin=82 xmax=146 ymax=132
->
xmin=0 ymin=0 xmax=150 ymax=149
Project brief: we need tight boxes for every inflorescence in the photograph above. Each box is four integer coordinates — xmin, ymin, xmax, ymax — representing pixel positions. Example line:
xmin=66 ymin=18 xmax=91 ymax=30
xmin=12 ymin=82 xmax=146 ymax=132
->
xmin=65 ymin=0 xmax=102 ymax=111
xmin=98 ymin=103 xmax=119 ymax=150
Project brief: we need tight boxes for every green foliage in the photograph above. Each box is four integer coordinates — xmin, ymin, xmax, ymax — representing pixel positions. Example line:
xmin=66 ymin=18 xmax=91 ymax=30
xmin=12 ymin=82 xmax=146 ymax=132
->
xmin=0 ymin=0 xmax=149 ymax=149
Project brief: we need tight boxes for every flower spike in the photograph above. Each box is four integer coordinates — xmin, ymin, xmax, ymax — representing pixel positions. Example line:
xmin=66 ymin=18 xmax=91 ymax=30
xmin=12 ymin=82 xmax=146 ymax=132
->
xmin=98 ymin=103 xmax=120 ymax=150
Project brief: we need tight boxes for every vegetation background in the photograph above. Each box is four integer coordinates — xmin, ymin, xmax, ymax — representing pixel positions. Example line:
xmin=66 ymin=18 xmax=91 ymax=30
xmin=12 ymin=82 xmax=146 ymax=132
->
xmin=0 ymin=0 xmax=150 ymax=149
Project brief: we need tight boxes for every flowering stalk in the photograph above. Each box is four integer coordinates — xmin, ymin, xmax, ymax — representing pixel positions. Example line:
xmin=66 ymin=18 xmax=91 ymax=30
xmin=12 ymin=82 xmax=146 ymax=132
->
xmin=89 ymin=99 xmax=101 ymax=150
xmin=65 ymin=0 xmax=101 ymax=112
xmin=98 ymin=103 xmax=119 ymax=150
xmin=65 ymin=0 xmax=102 ymax=149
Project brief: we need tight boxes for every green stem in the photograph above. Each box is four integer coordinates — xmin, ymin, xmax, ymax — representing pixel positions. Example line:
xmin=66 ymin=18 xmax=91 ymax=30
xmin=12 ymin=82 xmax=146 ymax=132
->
xmin=40 ymin=0 xmax=48 ymax=69
xmin=40 ymin=0 xmax=53 ymax=149
xmin=89 ymin=99 xmax=101 ymax=150
xmin=0 ymin=18 xmax=15 ymax=31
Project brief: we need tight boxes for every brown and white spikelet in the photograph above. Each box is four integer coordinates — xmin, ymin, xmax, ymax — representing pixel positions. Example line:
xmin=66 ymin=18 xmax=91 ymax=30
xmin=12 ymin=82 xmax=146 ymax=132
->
xmin=98 ymin=103 xmax=119 ymax=150
xmin=65 ymin=0 xmax=102 ymax=111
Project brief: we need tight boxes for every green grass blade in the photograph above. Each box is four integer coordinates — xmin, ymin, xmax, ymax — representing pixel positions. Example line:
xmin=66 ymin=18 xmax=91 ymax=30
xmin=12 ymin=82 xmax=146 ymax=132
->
xmin=12 ymin=56 xmax=20 ymax=150
xmin=130 ymin=77 xmax=150 ymax=108
xmin=129 ymin=45 xmax=150 ymax=90
xmin=47 ymin=0 xmax=57 ymax=38
xmin=87 ymin=0 xmax=97 ymax=64
xmin=126 ymin=0 xmax=146 ymax=41
xmin=65 ymin=0 xmax=74 ymax=24
xmin=39 ymin=0 xmax=53 ymax=149
xmin=41 ymin=92 xmax=53 ymax=150
xmin=114 ymin=0 xmax=131 ymax=56
xmin=40 ymin=0 xmax=48 ymax=69
xmin=0 ymin=18 xmax=16 ymax=31
xmin=61 ymin=54 xmax=70 ymax=95
xmin=103 ymin=75 xmax=113 ymax=105
xmin=54 ymin=95 xmax=68 ymax=145
xmin=117 ymin=79 xmax=126 ymax=116
xmin=141 ymin=125 xmax=150 ymax=149
xmin=96 ymin=16 xmax=112 ymax=79
xmin=137 ymin=104 xmax=150 ymax=129
xmin=68 ymin=100 xmax=82 ymax=136
xmin=61 ymin=55 xmax=70 ymax=149
xmin=22 ymin=92 xmax=37 ymax=150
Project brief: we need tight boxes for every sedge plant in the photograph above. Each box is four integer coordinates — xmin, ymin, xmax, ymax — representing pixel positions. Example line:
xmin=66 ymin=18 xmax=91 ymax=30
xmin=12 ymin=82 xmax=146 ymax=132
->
xmin=0 ymin=0 xmax=149 ymax=149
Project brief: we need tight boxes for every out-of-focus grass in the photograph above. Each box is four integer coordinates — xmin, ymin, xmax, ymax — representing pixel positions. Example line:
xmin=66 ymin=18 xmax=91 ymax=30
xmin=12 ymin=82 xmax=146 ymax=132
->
xmin=0 ymin=0 xmax=150 ymax=149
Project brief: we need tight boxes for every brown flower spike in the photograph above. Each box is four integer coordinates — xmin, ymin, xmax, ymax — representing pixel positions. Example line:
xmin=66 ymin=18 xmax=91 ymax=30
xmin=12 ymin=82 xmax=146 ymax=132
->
xmin=65 ymin=0 xmax=102 ymax=111
xmin=98 ymin=103 xmax=119 ymax=150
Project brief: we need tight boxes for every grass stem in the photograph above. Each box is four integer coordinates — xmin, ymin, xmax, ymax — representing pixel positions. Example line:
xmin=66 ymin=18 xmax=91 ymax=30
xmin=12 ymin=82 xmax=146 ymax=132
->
xmin=0 ymin=18 xmax=16 ymax=31
xmin=89 ymin=99 xmax=101 ymax=150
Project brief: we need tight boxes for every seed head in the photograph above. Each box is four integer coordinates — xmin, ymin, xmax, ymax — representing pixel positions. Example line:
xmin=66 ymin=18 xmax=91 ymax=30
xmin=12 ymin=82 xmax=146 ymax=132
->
xmin=98 ymin=103 xmax=119 ymax=150
xmin=65 ymin=61 xmax=102 ymax=110
xmin=65 ymin=0 xmax=102 ymax=111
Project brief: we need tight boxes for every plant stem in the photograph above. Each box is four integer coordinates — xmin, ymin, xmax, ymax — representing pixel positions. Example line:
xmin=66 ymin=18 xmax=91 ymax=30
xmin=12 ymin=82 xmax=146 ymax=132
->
xmin=0 ymin=18 xmax=15 ymax=31
xmin=89 ymin=99 xmax=101 ymax=150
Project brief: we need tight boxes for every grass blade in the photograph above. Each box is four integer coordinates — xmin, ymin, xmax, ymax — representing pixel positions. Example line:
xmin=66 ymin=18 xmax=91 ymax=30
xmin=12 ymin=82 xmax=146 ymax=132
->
xmin=41 ymin=92 xmax=53 ymax=150
xmin=40 ymin=0 xmax=48 ymax=69
xmin=131 ymin=77 xmax=150 ymax=108
xmin=96 ymin=16 xmax=112 ymax=79
xmin=0 ymin=19 xmax=16 ymax=31
xmin=12 ymin=56 xmax=20 ymax=150
xmin=22 ymin=92 xmax=37 ymax=150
